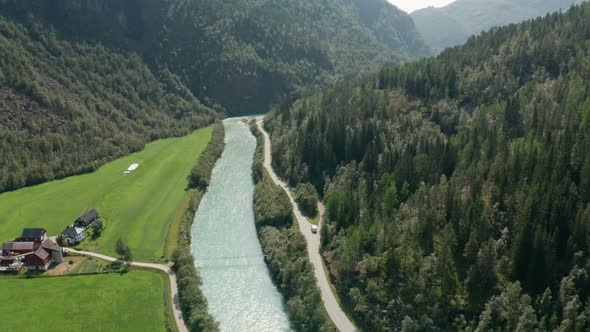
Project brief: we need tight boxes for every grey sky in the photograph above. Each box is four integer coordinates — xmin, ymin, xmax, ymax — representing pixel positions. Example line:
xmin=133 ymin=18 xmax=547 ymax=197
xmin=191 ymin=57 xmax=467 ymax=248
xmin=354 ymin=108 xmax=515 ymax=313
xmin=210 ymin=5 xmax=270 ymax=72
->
xmin=387 ymin=0 xmax=456 ymax=13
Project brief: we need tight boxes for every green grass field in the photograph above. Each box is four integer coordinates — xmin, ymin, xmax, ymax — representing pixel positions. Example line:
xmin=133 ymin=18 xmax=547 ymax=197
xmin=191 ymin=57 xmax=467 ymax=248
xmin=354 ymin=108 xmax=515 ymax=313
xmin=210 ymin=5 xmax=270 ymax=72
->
xmin=0 ymin=128 xmax=212 ymax=260
xmin=0 ymin=271 xmax=173 ymax=331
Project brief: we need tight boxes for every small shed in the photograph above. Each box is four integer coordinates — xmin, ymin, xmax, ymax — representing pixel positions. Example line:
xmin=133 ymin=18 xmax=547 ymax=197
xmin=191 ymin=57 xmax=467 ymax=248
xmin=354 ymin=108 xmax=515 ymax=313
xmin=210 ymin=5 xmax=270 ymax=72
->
xmin=124 ymin=163 xmax=140 ymax=175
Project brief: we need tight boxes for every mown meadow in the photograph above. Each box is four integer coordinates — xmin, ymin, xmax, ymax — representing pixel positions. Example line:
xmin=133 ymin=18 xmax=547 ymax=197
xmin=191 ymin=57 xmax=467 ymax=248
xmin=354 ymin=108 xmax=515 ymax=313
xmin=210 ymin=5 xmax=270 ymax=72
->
xmin=0 ymin=271 xmax=173 ymax=331
xmin=0 ymin=127 xmax=212 ymax=260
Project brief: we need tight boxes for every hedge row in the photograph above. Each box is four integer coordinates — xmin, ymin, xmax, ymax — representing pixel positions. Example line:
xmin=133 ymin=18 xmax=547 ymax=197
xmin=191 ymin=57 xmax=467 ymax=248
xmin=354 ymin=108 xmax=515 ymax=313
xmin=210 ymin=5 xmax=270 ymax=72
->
xmin=188 ymin=123 xmax=226 ymax=190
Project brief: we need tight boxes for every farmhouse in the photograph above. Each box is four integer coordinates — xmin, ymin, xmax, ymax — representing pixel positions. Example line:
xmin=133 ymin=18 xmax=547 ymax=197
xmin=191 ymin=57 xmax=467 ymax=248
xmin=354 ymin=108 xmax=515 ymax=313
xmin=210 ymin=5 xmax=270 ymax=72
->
xmin=16 ymin=228 xmax=47 ymax=244
xmin=2 ymin=241 xmax=35 ymax=256
xmin=25 ymin=239 xmax=63 ymax=271
xmin=62 ymin=226 xmax=86 ymax=245
xmin=1 ymin=230 xmax=63 ymax=272
xmin=27 ymin=247 xmax=52 ymax=270
xmin=1 ymin=242 xmax=35 ymax=272
xmin=75 ymin=209 xmax=100 ymax=228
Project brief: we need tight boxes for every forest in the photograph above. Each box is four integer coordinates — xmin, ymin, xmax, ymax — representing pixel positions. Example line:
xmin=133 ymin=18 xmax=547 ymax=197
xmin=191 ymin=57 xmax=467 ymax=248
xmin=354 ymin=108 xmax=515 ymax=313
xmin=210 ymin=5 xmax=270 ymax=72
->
xmin=250 ymin=121 xmax=335 ymax=332
xmin=266 ymin=3 xmax=590 ymax=330
xmin=0 ymin=16 xmax=219 ymax=193
xmin=0 ymin=0 xmax=429 ymax=115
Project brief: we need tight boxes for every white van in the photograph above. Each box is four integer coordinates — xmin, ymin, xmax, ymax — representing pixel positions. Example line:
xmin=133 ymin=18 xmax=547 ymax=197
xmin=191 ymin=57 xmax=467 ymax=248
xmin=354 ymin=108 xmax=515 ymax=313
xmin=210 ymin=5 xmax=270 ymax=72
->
xmin=311 ymin=225 xmax=318 ymax=234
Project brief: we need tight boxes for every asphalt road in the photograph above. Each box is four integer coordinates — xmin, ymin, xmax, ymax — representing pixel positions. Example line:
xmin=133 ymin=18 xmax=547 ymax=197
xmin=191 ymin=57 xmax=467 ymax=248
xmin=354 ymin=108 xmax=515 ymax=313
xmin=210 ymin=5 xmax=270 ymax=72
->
xmin=257 ymin=119 xmax=357 ymax=332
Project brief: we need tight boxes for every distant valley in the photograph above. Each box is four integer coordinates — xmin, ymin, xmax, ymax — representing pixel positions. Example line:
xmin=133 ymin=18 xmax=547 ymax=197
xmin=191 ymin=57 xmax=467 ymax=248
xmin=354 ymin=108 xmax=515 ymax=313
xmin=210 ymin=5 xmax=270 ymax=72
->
xmin=412 ymin=0 xmax=582 ymax=53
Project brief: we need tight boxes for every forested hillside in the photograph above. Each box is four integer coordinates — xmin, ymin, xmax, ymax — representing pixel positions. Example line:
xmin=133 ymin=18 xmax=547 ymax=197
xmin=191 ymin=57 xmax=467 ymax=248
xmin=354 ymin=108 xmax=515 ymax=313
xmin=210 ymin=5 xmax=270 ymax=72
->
xmin=0 ymin=0 xmax=430 ymax=193
xmin=412 ymin=0 xmax=580 ymax=53
xmin=267 ymin=3 xmax=590 ymax=330
xmin=0 ymin=17 xmax=219 ymax=193
xmin=0 ymin=0 xmax=429 ymax=115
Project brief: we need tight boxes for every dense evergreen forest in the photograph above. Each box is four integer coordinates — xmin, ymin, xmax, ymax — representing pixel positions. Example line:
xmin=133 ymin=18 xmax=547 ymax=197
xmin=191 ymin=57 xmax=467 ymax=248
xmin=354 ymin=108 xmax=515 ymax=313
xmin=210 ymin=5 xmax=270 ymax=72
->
xmin=267 ymin=3 xmax=590 ymax=330
xmin=0 ymin=16 xmax=219 ymax=193
xmin=250 ymin=121 xmax=335 ymax=331
xmin=0 ymin=0 xmax=429 ymax=115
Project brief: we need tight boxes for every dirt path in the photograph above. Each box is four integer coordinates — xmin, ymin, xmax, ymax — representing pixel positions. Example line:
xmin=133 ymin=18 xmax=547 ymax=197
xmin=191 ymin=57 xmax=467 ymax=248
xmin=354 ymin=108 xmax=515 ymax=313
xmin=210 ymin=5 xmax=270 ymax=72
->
xmin=256 ymin=119 xmax=356 ymax=332
xmin=68 ymin=249 xmax=188 ymax=332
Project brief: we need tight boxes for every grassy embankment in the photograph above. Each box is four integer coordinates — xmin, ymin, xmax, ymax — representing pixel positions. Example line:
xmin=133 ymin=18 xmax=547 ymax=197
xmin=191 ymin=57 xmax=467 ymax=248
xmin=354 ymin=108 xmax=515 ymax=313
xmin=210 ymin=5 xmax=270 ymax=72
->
xmin=0 ymin=127 xmax=212 ymax=261
xmin=308 ymin=214 xmax=320 ymax=225
xmin=250 ymin=120 xmax=336 ymax=331
xmin=0 ymin=270 xmax=173 ymax=332
xmin=171 ymin=122 xmax=225 ymax=332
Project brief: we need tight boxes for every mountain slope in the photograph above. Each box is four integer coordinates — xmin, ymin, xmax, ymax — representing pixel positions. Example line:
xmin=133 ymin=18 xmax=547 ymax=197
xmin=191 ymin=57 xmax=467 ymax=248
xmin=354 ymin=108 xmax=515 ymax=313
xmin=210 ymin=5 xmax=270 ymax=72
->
xmin=0 ymin=0 xmax=429 ymax=115
xmin=267 ymin=3 xmax=590 ymax=330
xmin=0 ymin=17 xmax=219 ymax=193
xmin=412 ymin=0 xmax=579 ymax=53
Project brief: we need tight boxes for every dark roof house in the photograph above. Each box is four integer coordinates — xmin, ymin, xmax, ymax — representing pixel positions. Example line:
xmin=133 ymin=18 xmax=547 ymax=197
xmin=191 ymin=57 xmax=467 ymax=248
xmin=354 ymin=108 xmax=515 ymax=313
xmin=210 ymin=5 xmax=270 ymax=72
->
xmin=76 ymin=209 xmax=99 ymax=227
xmin=62 ymin=226 xmax=86 ymax=245
xmin=63 ymin=226 xmax=83 ymax=237
xmin=17 ymin=228 xmax=47 ymax=244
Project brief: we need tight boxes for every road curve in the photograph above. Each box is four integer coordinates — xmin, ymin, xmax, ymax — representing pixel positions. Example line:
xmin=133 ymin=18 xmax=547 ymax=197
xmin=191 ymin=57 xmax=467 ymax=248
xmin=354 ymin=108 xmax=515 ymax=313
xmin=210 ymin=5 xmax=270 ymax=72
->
xmin=256 ymin=119 xmax=357 ymax=332
xmin=68 ymin=249 xmax=188 ymax=332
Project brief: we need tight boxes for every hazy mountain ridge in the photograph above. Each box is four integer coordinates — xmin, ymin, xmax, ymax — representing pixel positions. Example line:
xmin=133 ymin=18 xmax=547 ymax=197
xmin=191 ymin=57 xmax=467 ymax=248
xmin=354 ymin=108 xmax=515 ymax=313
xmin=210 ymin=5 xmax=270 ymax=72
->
xmin=412 ymin=0 xmax=580 ymax=53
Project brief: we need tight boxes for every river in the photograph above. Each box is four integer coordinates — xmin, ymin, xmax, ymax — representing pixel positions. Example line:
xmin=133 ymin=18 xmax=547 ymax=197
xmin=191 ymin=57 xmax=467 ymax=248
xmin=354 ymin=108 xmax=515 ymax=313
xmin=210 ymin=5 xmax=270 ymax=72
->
xmin=191 ymin=117 xmax=291 ymax=331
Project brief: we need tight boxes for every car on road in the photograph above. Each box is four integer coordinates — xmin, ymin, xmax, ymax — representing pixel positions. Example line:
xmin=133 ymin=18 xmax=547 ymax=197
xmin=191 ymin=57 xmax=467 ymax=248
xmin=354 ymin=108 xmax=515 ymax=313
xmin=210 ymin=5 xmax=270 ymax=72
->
xmin=311 ymin=225 xmax=318 ymax=234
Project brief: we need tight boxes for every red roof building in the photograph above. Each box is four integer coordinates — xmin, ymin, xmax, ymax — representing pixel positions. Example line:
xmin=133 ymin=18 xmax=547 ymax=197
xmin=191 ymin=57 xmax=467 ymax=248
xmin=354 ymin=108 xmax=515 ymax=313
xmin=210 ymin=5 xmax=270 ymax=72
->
xmin=2 ymin=242 xmax=36 ymax=256
xmin=26 ymin=247 xmax=52 ymax=271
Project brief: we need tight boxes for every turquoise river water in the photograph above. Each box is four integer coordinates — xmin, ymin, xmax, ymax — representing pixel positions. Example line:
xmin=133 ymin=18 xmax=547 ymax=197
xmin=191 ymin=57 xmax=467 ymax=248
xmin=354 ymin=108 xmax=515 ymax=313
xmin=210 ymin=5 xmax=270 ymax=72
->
xmin=191 ymin=117 xmax=291 ymax=331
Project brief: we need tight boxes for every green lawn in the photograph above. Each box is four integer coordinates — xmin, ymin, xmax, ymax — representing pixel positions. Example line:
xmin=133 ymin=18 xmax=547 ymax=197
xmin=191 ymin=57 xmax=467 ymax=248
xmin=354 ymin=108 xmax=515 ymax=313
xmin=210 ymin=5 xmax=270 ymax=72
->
xmin=0 ymin=128 xmax=212 ymax=260
xmin=0 ymin=271 xmax=173 ymax=331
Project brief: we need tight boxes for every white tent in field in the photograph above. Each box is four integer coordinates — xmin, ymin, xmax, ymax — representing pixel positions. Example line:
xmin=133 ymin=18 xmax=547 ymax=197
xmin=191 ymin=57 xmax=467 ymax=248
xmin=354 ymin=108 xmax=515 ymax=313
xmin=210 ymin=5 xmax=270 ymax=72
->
xmin=124 ymin=163 xmax=140 ymax=175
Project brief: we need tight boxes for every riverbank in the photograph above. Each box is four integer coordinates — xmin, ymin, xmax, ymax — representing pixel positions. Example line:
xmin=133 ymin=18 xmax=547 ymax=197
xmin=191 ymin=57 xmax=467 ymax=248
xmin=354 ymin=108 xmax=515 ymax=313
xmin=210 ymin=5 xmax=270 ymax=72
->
xmin=171 ymin=123 xmax=225 ymax=332
xmin=250 ymin=119 xmax=337 ymax=331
